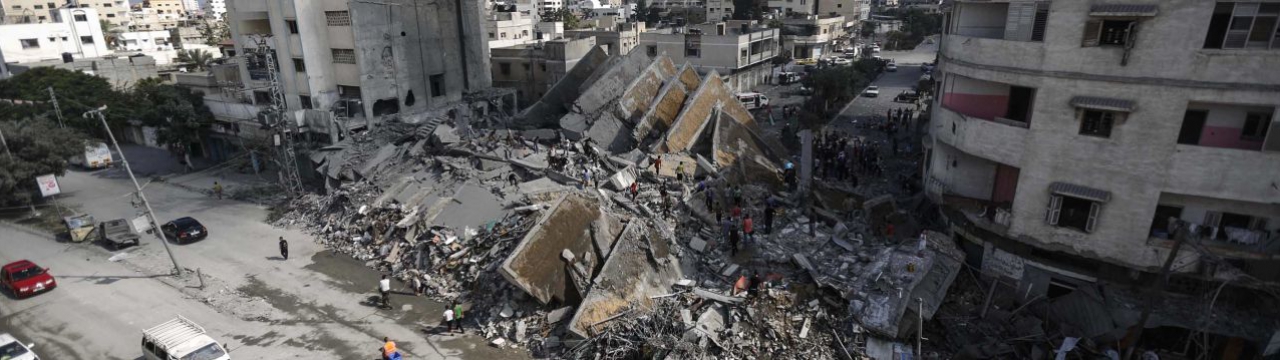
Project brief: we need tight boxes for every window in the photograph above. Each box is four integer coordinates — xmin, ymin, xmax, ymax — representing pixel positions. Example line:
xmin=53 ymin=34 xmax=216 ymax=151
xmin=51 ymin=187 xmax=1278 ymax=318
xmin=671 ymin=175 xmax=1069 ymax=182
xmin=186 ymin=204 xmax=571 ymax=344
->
xmin=331 ymin=48 xmax=355 ymax=64
xmin=1079 ymin=110 xmax=1116 ymax=138
xmin=46 ymin=2 xmax=55 ymax=8
xmin=299 ymin=95 xmax=313 ymax=109
xmin=254 ymin=91 xmax=271 ymax=104
xmin=540 ymin=63 xmax=546 ymax=71
xmin=488 ymin=32 xmax=495 ymax=39
xmin=500 ymin=62 xmax=511 ymax=75
xmin=38 ymin=16 xmax=47 ymax=20
xmin=35 ymin=4 xmax=44 ymax=9
xmin=106 ymin=13 xmax=114 ymax=17
xmin=1242 ymin=112 xmax=1271 ymax=140
xmin=20 ymin=38 xmax=39 ymax=49
xmin=430 ymin=74 xmax=445 ymax=97
xmin=837 ymin=3 xmax=842 ymax=7
xmin=1205 ymin=2 xmax=1280 ymax=49
xmin=325 ymin=11 xmax=351 ymax=26
xmin=1046 ymin=195 xmax=1100 ymax=233
xmin=338 ymin=85 xmax=361 ymax=99
xmin=522 ymin=63 xmax=529 ymax=70
xmin=501 ymin=32 xmax=507 ymax=39
xmin=286 ymin=20 xmax=299 ymax=34
xmin=647 ymin=45 xmax=657 ymax=56
xmin=74 ymin=13 xmax=88 ymax=21
xmin=685 ymin=47 xmax=701 ymax=57
xmin=104 ymin=3 xmax=111 ymax=7
xmin=81 ymin=36 xmax=94 ymax=44
xmin=10 ymin=5 xmax=19 ymax=10
xmin=1031 ymin=6 xmax=1049 ymax=41
xmin=1082 ymin=19 xmax=1135 ymax=46
xmin=292 ymin=58 xmax=306 ymax=72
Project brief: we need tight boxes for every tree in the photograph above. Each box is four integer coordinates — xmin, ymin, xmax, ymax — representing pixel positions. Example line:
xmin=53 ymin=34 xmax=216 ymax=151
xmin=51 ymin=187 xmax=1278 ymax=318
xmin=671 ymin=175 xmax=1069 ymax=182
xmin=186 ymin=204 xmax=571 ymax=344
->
xmin=0 ymin=121 xmax=88 ymax=206
xmin=128 ymin=78 xmax=214 ymax=168
xmin=542 ymin=9 xmax=584 ymax=30
xmin=201 ymin=21 xmax=230 ymax=47
xmin=176 ymin=49 xmax=215 ymax=71
xmin=633 ymin=0 xmax=648 ymax=22
xmin=0 ymin=67 xmax=131 ymax=131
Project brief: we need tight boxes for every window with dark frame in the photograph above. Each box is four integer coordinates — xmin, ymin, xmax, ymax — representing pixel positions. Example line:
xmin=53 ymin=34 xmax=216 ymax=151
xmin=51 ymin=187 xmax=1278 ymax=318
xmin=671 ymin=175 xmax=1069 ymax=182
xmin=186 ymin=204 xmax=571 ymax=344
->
xmin=1242 ymin=112 xmax=1272 ymax=140
xmin=647 ymin=45 xmax=657 ymax=56
xmin=1079 ymin=110 xmax=1116 ymax=138
xmin=1046 ymin=195 xmax=1100 ymax=233
xmin=430 ymin=74 xmax=444 ymax=97
xmin=1099 ymin=20 xmax=1134 ymax=45
xmin=292 ymin=58 xmax=305 ymax=72
xmin=74 ymin=13 xmax=88 ymax=22
xmin=81 ymin=36 xmax=94 ymax=44
xmin=286 ymin=20 xmax=299 ymax=34
xmin=1204 ymin=2 xmax=1280 ymax=49
xmin=299 ymin=95 xmax=313 ymax=109
xmin=499 ymin=62 xmax=511 ymax=76
xmin=20 ymin=38 xmax=39 ymax=49
xmin=331 ymin=48 xmax=355 ymax=64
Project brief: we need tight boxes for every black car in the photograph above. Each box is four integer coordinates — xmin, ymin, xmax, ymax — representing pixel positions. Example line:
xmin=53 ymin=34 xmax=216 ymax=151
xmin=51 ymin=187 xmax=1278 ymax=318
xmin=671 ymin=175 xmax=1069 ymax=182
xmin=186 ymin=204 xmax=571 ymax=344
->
xmin=161 ymin=217 xmax=207 ymax=244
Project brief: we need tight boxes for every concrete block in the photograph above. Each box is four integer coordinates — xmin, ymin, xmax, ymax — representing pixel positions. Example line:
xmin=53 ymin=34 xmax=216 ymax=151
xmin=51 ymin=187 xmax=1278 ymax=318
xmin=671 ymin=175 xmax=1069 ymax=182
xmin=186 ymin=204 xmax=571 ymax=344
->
xmin=500 ymin=194 xmax=602 ymax=304
xmin=720 ymin=263 xmax=739 ymax=277
xmin=568 ymin=220 xmax=683 ymax=338
xmin=689 ymin=237 xmax=708 ymax=252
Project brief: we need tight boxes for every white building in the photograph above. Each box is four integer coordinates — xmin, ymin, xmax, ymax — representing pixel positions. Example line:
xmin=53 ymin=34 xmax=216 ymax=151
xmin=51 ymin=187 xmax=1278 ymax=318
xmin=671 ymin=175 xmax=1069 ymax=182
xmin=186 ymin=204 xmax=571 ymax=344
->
xmin=205 ymin=0 xmax=227 ymax=20
xmin=1 ymin=0 xmax=129 ymax=25
xmin=539 ymin=0 xmax=564 ymax=11
xmin=776 ymin=14 xmax=844 ymax=59
xmin=182 ymin=0 xmax=200 ymax=14
xmin=487 ymin=10 xmax=537 ymax=49
xmin=0 ymin=8 xmax=110 ymax=63
xmin=928 ymin=1 xmax=1280 ymax=353
xmin=118 ymin=29 xmax=173 ymax=51
xmin=639 ymin=21 xmax=778 ymax=91
xmin=706 ymin=0 xmax=734 ymax=22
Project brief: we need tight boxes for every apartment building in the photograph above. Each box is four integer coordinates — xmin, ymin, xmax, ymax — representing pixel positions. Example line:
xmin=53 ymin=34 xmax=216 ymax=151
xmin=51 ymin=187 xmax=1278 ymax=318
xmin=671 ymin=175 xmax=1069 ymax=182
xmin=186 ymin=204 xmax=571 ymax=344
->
xmin=706 ymin=0 xmax=733 ymax=22
xmin=928 ymin=1 xmax=1280 ymax=356
xmin=1 ymin=0 xmax=129 ymax=25
xmin=770 ymin=0 xmax=866 ymax=21
xmin=639 ymin=21 xmax=779 ymax=91
xmin=226 ymin=0 xmax=491 ymax=136
xmin=487 ymin=9 xmax=538 ymax=49
xmin=0 ymin=7 xmax=109 ymax=62
xmin=566 ymin=21 xmax=644 ymax=55
xmin=491 ymin=36 xmax=597 ymax=107
xmin=205 ymin=0 xmax=225 ymax=20
xmin=777 ymin=14 xmax=844 ymax=58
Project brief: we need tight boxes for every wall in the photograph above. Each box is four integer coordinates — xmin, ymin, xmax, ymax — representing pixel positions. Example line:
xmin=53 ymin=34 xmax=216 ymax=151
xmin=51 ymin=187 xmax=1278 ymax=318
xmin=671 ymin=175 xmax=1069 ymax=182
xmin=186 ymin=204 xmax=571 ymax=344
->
xmin=941 ymin=73 xmax=1009 ymax=120
xmin=930 ymin=141 xmax=996 ymax=201
xmin=0 ymin=9 xmax=111 ymax=63
xmin=1157 ymin=193 xmax=1279 ymax=234
xmin=951 ymin=2 xmax=1006 ymax=39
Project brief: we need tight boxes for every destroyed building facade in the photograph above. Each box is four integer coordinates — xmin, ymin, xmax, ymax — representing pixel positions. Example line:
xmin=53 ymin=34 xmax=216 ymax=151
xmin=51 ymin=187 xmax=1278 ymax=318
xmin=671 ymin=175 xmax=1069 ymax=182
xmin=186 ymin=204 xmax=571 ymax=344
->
xmin=226 ymin=0 xmax=493 ymax=132
xmin=928 ymin=1 xmax=1280 ymax=357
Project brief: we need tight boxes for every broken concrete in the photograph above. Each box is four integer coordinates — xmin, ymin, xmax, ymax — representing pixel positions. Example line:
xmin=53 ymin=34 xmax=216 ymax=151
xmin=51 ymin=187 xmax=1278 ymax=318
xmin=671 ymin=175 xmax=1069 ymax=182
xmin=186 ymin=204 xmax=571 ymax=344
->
xmin=567 ymin=219 xmax=683 ymax=338
xmin=500 ymin=193 xmax=602 ymax=304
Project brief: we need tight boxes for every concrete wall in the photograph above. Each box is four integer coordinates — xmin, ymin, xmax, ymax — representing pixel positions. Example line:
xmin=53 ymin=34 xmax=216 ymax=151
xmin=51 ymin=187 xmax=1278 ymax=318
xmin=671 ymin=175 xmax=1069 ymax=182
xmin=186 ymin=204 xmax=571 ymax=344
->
xmin=632 ymin=64 xmax=698 ymax=142
xmin=663 ymin=70 xmax=755 ymax=152
xmin=8 ymin=55 xmax=159 ymax=90
xmin=930 ymin=140 xmax=996 ymax=201
xmin=1185 ymin=102 xmax=1273 ymax=150
xmin=932 ymin=0 xmax=1280 ymax=273
xmin=1157 ymin=193 xmax=1279 ymax=236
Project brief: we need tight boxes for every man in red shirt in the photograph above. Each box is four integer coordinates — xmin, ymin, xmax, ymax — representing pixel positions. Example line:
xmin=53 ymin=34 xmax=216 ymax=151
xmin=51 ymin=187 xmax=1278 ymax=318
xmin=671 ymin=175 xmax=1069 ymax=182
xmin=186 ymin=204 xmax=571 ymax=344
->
xmin=743 ymin=214 xmax=754 ymax=244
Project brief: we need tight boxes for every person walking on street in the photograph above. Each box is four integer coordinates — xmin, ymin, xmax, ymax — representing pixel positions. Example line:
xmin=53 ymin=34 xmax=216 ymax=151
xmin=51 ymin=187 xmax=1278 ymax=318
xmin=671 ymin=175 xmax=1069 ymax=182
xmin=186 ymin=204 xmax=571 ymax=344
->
xmin=279 ymin=236 xmax=289 ymax=260
xmin=212 ymin=182 xmax=223 ymax=200
xmin=378 ymin=274 xmax=392 ymax=308
xmin=443 ymin=306 xmax=456 ymax=333
xmin=452 ymin=301 xmax=465 ymax=333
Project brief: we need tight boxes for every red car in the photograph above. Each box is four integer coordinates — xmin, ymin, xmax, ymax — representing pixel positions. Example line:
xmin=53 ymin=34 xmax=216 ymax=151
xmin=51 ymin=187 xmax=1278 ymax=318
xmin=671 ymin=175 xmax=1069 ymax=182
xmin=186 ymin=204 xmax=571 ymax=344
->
xmin=0 ymin=260 xmax=57 ymax=299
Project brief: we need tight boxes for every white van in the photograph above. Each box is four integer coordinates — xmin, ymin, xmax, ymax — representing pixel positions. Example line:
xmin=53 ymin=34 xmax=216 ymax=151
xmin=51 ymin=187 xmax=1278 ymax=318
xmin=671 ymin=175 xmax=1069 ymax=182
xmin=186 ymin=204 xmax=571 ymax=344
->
xmin=141 ymin=316 xmax=229 ymax=360
xmin=736 ymin=92 xmax=770 ymax=110
xmin=69 ymin=142 xmax=112 ymax=169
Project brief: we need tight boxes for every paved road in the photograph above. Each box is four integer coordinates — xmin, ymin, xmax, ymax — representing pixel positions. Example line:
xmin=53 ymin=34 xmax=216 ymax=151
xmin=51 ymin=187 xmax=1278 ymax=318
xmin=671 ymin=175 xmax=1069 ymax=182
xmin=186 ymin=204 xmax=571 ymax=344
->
xmin=1 ymin=165 xmax=519 ymax=359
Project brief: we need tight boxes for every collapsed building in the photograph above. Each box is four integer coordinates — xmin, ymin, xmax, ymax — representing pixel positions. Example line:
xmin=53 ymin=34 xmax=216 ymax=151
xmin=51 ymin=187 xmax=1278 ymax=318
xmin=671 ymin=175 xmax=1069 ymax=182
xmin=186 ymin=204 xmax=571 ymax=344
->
xmin=279 ymin=43 xmax=984 ymax=359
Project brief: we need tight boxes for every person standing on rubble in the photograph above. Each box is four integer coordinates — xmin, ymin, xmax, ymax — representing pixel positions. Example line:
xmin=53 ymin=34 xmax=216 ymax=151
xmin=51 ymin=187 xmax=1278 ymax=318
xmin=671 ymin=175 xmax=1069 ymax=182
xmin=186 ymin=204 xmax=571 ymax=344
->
xmin=764 ymin=200 xmax=775 ymax=235
xmin=729 ymin=226 xmax=741 ymax=256
xmin=278 ymin=236 xmax=289 ymax=260
xmin=675 ymin=163 xmax=685 ymax=181
xmin=378 ymin=274 xmax=392 ymax=308
xmin=743 ymin=213 xmax=754 ymax=245
xmin=630 ymin=181 xmax=639 ymax=200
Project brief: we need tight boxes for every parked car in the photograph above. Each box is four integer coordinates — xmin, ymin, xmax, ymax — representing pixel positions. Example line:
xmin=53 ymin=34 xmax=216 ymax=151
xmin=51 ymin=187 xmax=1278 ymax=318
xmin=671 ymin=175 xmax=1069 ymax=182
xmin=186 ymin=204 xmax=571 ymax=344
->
xmin=99 ymin=218 xmax=141 ymax=250
xmin=0 ymin=333 xmax=38 ymax=360
xmin=831 ymin=58 xmax=852 ymax=66
xmin=736 ymin=92 xmax=771 ymax=110
xmin=886 ymin=63 xmax=898 ymax=72
xmin=894 ymin=90 xmax=921 ymax=103
xmin=161 ymin=217 xmax=208 ymax=244
xmin=0 ymin=260 xmax=56 ymax=299
xmin=795 ymin=58 xmax=818 ymax=65
xmin=777 ymin=72 xmax=802 ymax=85
xmin=862 ymin=86 xmax=880 ymax=97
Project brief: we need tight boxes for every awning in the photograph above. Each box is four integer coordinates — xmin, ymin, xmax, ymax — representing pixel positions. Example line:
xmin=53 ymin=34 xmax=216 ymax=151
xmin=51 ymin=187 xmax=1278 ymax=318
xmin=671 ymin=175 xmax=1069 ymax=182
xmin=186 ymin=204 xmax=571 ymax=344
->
xmin=1050 ymin=182 xmax=1112 ymax=203
xmin=1089 ymin=4 xmax=1158 ymax=17
xmin=1070 ymin=96 xmax=1136 ymax=112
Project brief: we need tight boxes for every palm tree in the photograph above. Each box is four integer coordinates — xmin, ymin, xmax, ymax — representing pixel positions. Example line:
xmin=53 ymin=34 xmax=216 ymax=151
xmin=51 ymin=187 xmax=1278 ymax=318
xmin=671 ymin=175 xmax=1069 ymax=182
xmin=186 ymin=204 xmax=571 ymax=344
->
xmin=176 ymin=49 xmax=214 ymax=71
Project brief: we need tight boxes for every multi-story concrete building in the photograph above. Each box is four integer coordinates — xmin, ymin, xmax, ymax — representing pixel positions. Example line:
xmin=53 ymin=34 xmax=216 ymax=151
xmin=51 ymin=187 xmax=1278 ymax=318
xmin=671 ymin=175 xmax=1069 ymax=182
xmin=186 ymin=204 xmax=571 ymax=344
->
xmin=539 ymin=0 xmax=565 ymax=11
xmin=225 ymin=0 xmax=491 ymax=136
xmin=491 ymin=36 xmax=597 ymax=106
xmin=0 ymin=8 xmax=109 ymax=62
xmin=128 ymin=7 xmax=180 ymax=30
xmin=705 ymin=0 xmax=733 ymax=22
xmin=777 ymin=14 xmax=844 ymax=58
xmin=117 ymin=29 xmax=172 ymax=51
xmin=205 ymin=0 xmax=226 ymax=20
xmin=639 ymin=21 xmax=778 ymax=91
xmin=1 ymin=0 xmax=129 ymax=25
xmin=770 ymin=0 xmax=866 ymax=26
xmin=928 ymin=1 xmax=1280 ymax=355
xmin=487 ymin=9 xmax=537 ymax=49
xmin=145 ymin=0 xmax=188 ymax=16
xmin=566 ymin=21 xmax=643 ymax=55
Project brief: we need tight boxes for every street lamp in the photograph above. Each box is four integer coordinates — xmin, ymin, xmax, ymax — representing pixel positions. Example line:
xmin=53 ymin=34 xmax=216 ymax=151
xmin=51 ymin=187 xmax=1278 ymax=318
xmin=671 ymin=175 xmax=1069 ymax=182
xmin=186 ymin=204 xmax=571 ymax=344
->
xmin=85 ymin=106 xmax=184 ymax=276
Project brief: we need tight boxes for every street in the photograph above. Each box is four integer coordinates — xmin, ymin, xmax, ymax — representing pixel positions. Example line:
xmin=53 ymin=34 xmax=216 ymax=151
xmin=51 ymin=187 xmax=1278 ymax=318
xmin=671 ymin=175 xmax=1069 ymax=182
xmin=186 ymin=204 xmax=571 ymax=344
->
xmin=0 ymin=147 xmax=519 ymax=359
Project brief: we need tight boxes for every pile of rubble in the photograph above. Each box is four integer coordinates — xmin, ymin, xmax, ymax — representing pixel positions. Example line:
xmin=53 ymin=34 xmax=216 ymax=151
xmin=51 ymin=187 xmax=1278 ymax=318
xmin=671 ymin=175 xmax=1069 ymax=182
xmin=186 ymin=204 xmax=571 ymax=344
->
xmin=274 ymin=47 xmax=961 ymax=359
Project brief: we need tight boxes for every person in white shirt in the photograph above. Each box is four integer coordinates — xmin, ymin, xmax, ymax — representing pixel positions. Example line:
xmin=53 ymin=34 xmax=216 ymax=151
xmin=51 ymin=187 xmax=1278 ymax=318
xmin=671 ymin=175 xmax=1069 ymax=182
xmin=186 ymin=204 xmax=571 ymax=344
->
xmin=379 ymin=275 xmax=391 ymax=308
xmin=443 ymin=307 xmax=455 ymax=333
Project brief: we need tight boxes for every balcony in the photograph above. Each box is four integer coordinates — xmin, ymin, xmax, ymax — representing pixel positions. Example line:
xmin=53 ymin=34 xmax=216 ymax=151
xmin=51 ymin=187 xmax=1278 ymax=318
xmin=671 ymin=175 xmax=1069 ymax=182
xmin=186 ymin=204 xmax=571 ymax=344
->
xmin=1166 ymin=144 xmax=1280 ymax=202
xmin=932 ymin=107 xmax=1030 ymax=168
xmin=941 ymin=34 xmax=1047 ymax=70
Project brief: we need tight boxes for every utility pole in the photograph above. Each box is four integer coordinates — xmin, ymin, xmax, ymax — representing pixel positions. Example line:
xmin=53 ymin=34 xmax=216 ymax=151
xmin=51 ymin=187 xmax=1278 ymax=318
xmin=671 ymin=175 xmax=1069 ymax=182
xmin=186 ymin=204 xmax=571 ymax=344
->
xmin=48 ymin=87 xmax=65 ymax=129
xmin=88 ymin=107 xmax=184 ymax=276
xmin=1123 ymin=226 xmax=1187 ymax=360
xmin=0 ymin=124 xmax=12 ymax=160
xmin=253 ymin=36 xmax=304 ymax=196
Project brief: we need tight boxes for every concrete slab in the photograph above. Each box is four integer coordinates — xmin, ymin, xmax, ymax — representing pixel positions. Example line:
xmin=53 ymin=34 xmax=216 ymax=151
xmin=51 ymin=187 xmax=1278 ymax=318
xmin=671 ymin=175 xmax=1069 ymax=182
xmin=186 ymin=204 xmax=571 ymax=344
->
xmin=567 ymin=220 xmax=683 ymax=338
xmin=500 ymin=193 xmax=602 ymax=304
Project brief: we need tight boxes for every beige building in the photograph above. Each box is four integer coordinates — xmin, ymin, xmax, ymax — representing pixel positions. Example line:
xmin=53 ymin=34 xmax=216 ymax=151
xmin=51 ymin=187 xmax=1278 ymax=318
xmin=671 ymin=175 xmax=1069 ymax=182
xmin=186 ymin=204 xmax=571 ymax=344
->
xmin=777 ymin=14 xmax=844 ymax=59
xmin=1 ymin=0 xmax=129 ymax=25
xmin=565 ymin=21 xmax=644 ymax=56
xmin=928 ymin=1 xmax=1280 ymax=355
xmin=491 ymin=36 xmax=598 ymax=107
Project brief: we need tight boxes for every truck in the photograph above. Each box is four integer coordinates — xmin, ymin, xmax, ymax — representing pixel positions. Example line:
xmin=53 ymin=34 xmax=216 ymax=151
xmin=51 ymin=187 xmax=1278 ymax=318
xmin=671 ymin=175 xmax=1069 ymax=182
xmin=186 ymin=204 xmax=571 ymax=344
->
xmin=69 ymin=142 xmax=112 ymax=170
xmin=141 ymin=316 xmax=229 ymax=360
xmin=99 ymin=219 xmax=140 ymax=250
